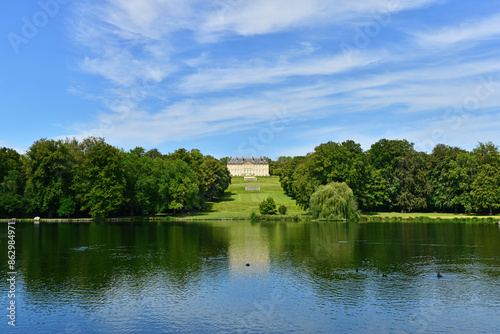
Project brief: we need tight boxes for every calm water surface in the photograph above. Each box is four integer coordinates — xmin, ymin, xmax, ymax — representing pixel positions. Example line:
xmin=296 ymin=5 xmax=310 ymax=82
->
xmin=1 ymin=221 xmax=500 ymax=333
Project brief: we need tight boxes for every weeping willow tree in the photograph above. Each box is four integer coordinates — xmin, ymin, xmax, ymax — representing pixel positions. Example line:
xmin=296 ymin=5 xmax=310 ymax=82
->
xmin=309 ymin=182 xmax=359 ymax=221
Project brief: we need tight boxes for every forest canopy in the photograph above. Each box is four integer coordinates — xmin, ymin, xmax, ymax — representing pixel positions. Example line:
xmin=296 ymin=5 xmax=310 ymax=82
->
xmin=0 ymin=137 xmax=230 ymax=218
xmin=274 ymin=139 xmax=500 ymax=215
xmin=1 ymin=137 xmax=499 ymax=218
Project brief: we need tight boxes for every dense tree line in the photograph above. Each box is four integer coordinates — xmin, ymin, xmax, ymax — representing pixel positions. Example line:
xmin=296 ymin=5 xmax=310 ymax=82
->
xmin=274 ymin=139 xmax=500 ymax=215
xmin=0 ymin=137 xmax=230 ymax=218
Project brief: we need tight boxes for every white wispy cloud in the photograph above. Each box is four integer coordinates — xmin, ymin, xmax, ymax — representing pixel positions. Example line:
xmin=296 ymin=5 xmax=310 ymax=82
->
xmin=201 ymin=0 xmax=439 ymax=39
xmin=81 ymin=52 xmax=172 ymax=87
xmin=299 ymin=110 xmax=500 ymax=153
xmin=64 ymin=0 xmax=500 ymax=154
xmin=179 ymin=51 xmax=386 ymax=93
xmin=65 ymin=53 xmax=500 ymax=150
xmin=72 ymin=0 xmax=185 ymax=87
xmin=415 ymin=12 xmax=500 ymax=48
xmin=63 ymin=92 xmax=320 ymax=146
xmin=398 ymin=112 xmax=500 ymax=152
xmin=81 ymin=0 xmax=198 ymax=41
xmin=72 ymin=0 xmax=439 ymax=89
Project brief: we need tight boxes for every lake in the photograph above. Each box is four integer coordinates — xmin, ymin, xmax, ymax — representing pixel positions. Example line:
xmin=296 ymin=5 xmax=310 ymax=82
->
xmin=1 ymin=220 xmax=500 ymax=333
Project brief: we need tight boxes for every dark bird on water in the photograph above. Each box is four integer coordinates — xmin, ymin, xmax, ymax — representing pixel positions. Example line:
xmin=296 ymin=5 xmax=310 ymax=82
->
xmin=382 ymin=274 xmax=387 ymax=277
xmin=246 ymin=263 xmax=250 ymax=267
xmin=355 ymin=268 xmax=359 ymax=273
xmin=437 ymin=273 xmax=443 ymax=278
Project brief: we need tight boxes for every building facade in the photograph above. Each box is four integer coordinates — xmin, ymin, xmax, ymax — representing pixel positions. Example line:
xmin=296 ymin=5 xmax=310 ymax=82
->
xmin=227 ymin=156 xmax=270 ymax=176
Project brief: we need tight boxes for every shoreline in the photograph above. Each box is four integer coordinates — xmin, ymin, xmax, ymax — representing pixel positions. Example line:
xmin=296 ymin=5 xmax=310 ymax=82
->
xmin=1 ymin=215 xmax=499 ymax=224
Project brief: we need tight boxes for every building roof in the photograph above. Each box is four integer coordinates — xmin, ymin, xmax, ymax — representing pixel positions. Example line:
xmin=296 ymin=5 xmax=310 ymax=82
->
xmin=227 ymin=156 xmax=269 ymax=164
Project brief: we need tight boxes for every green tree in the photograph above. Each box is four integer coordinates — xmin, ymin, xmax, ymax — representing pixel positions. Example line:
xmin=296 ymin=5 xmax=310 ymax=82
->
xmin=199 ymin=158 xmax=231 ymax=201
xmin=75 ymin=137 xmax=127 ymax=218
xmin=450 ymin=152 xmax=477 ymax=213
xmin=430 ymin=144 xmax=469 ymax=212
xmin=278 ymin=205 xmax=287 ymax=215
xmin=470 ymin=142 xmax=500 ymax=215
xmin=472 ymin=141 xmax=499 ymax=165
xmin=0 ymin=148 xmax=26 ymax=217
xmin=0 ymin=147 xmax=23 ymax=182
xmin=366 ymin=139 xmax=414 ymax=210
xmin=394 ymin=151 xmax=432 ymax=212
xmin=307 ymin=140 xmax=371 ymax=209
xmin=145 ymin=148 xmax=163 ymax=159
xmin=122 ymin=148 xmax=140 ymax=216
xmin=363 ymin=168 xmax=392 ymax=211
xmin=25 ymin=139 xmax=73 ymax=217
xmin=168 ymin=148 xmax=192 ymax=164
xmin=471 ymin=164 xmax=500 ymax=215
xmin=57 ymin=197 xmax=76 ymax=218
xmin=134 ymin=156 xmax=161 ymax=215
xmin=0 ymin=170 xmax=25 ymax=217
xmin=259 ymin=196 xmax=277 ymax=215
xmin=309 ymin=182 xmax=359 ymax=220
xmin=189 ymin=149 xmax=204 ymax=166
xmin=167 ymin=148 xmax=205 ymax=176
xmin=279 ymin=141 xmax=371 ymax=211
xmin=156 ymin=159 xmax=202 ymax=213
xmin=368 ymin=139 xmax=414 ymax=170
xmin=279 ymin=156 xmax=307 ymax=198
xmin=290 ymin=161 xmax=318 ymax=209
xmin=270 ymin=156 xmax=291 ymax=176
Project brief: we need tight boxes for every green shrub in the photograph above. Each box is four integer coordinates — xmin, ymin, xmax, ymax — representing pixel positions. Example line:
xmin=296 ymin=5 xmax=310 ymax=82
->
xmin=250 ymin=211 xmax=258 ymax=221
xmin=278 ymin=205 xmax=287 ymax=215
xmin=309 ymin=182 xmax=359 ymax=221
xmin=259 ymin=196 xmax=277 ymax=215
xmin=58 ymin=197 xmax=76 ymax=218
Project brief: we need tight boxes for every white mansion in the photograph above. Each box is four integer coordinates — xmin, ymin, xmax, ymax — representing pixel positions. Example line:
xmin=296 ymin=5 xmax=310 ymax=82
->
xmin=227 ymin=156 xmax=270 ymax=176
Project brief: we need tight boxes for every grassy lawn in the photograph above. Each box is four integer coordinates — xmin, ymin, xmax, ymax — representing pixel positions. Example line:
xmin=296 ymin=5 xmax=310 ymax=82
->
xmin=170 ymin=177 xmax=500 ymax=221
xmin=176 ymin=176 xmax=306 ymax=219
xmin=362 ymin=212 xmax=499 ymax=220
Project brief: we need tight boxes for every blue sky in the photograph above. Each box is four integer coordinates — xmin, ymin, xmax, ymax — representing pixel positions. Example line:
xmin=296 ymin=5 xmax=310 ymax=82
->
xmin=2 ymin=0 xmax=500 ymax=159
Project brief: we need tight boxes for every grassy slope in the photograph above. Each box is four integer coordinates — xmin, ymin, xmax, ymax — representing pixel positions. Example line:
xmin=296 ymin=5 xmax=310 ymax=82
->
xmin=176 ymin=176 xmax=306 ymax=219
xmin=173 ymin=176 xmax=499 ymax=221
